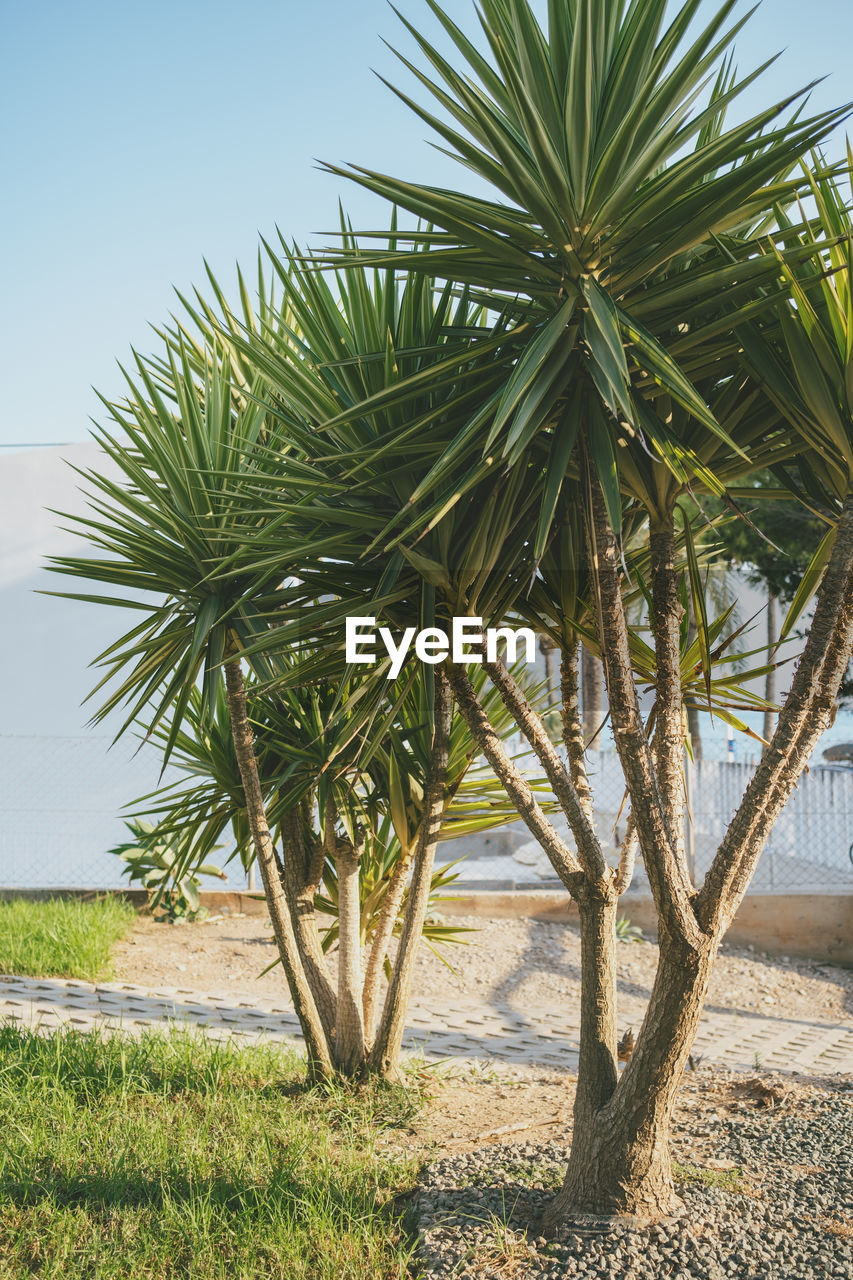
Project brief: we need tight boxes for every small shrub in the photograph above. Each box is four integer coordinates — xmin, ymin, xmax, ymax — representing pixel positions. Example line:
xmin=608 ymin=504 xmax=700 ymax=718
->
xmin=615 ymin=916 xmax=644 ymax=944
xmin=674 ymin=1162 xmax=750 ymax=1193
xmin=110 ymin=819 xmax=226 ymax=922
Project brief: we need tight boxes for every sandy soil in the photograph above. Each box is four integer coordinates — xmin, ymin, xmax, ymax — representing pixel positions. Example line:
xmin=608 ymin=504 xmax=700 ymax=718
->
xmin=111 ymin=911 xmax=853 ymax=1024
xmin=396 ymin=1064 xmax=838 ymax=1160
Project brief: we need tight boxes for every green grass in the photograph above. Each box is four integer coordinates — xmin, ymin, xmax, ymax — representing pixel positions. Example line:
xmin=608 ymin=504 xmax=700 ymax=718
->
xmin=0 ymin=1025 xmax=423 ymax=1279
xmin=0 ymin=896 xmax=136 ymax=982
xmin=674 ymin=1161 xmax=750 ymax=1193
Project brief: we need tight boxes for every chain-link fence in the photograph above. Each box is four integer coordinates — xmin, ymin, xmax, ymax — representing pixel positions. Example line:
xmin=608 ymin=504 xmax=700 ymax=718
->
xmin=2 ymin=736 xmax=852 ymax=895
xmin=0 ymin=734 xmax=248 ymax=891
xmin=438 ymin=749 xmax=853 ymax=894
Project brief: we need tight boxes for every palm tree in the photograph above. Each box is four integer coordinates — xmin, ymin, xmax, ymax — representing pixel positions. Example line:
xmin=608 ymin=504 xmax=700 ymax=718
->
xmin=318 ymin=0 xmax=853 ymax=1220
xmin=50 ymin=349 xmax=338 ymax=1078
xmin=218 ymin=228 xmax=777 ymax=1115
xmin=50 ymin=258 xmax=551 ymax=1080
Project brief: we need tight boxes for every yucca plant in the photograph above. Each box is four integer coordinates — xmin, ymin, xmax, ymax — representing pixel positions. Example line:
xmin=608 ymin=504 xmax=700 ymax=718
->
xmin=310 ymin=0 xmax=853 ymax=1223
xmin=109 ymin=819 xmax=226 ymax=922
xmin=47 ymin=0 xmax=853 ymax=1224
xmin=126 ymin=649 xmax=547 ymax=1075
xmin=49 ymin=258 xmax=559 ymax=1079
xmin=49 ymin=350 xmax=340 ymax=1078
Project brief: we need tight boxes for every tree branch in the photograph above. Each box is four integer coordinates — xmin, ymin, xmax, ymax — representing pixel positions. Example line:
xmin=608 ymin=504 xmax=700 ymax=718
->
xmin=586 ymin=477 xmax=701 ymax=948
xmin=325 ymin=797 xmax=366 ymax=1073
xmin=614 ymin=813 xmax=638 ymax=896
xmin=696 ymin=494 xmax=853 ymax=933
xmin=362 ymin=841 xmax=413 ymax=1043
xmin=483 ymin=654 xmax=608 ymax=886
xmin=649 ymin=522 xmax=686 ymax=868
xmin=560 ymin=642 xmax=595 ymax=824
xmin=371 ymin=666 xmax=453 ymax=1076
xmin=224 ymin=653 xmax=333 ymax=1079
xmin=278 ymin=809 xmax=337 ymax=1040
xmin=446 ymin=663 xmax=584 ymax=893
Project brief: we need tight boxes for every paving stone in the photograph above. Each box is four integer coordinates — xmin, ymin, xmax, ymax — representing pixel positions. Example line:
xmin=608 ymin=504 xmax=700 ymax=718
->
xmin=0 ymin=976 xmax=851 ymax=1074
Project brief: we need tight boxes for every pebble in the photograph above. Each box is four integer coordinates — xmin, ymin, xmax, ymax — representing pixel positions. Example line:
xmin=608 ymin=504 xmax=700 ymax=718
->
xmin=410 ymin=1083 xmax=853 ymax=1279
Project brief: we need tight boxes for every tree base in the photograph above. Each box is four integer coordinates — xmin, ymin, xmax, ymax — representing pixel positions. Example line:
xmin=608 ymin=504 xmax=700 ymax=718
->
xmin=539 ymin=1200 xmax=686 ymax=1237
xmin=540 ymin=1145 xmax=685 ymax=1233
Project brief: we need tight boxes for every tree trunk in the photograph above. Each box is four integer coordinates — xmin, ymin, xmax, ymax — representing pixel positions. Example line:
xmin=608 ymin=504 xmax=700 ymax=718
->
xmin=582 ymin=648 xmax=604 ymax=749
xmin=333 ymin=834 xmax=367 ymax=1074
xmin=484 ymin=655 xmax=606 ymax=883
xmin=447 ymin=663 xmax=582 ymax=891
xmin=362 ymin=847 xmax=411 ymax=1045
xmin=544 ymin=930 xmax=716 ymax=1226
xmin=370 ymin=667 xmax=452 ymax=1078
xmin=544 ymin=487 xmax=853 ymax=1228
xmin=586 ymin=477 xmax=700 ymax=947
xmin=649 ymin=523 xmax=686 ymax=867
xmin=561 ymin=643 xmax=594 ymax=823
xmin=763 ymin=594 xmax=778 ymax=743
xmin=570 ymin=884 xmax=619 ymax=1135
xmin=224 ymin=655 xmax=333 ymax=1081
xmin=278 ymin=809 xmax=337 ymax=1042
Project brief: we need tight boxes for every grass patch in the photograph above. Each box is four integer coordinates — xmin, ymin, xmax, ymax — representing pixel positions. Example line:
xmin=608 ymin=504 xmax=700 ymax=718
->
xmin=460 ymin=1210 xmax=536 ymax=1277
xmin=0 ymin=896 xmax=135 ymax=982
xmin=674 ymin=1161 xmax=750 ymax=1193
xmin=0 ymin=1024 xmax=423 ymax=1279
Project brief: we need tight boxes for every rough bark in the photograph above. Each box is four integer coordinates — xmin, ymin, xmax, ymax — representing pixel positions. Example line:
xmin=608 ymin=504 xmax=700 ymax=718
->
xmin=613 ymin=814 xmax=638 ymax=896
xmin=330 ymin=811 xmax=367 ymax=1074
xmin=278 ymin=809 xmax=337 ymax=1042
xmin=446 ymin=663 xmax=583 ymax=892
xmin=224 ymin=655 xmax=333 ymax=1080
xmin=544 ymin=931 xmax=717 ymax=1225
xmin=370 ymin=668 xmax=453 ymax=1077
xmin=560 ymin=643 xmax=594 ymax=824
xmin=541 ymin=489 xmax=853 ymax=1227
xmin=650 ymin=523 xmax=686 ymax=867
xmin=570 ymin=883 xmax=619 ymax=1134
xmin=582 ymin=647 xmax=604 ymax=749
xmin=685 ymin=607 xmax=704 ymax=761
xmin=362 ymin=846 xmax=411 ymax=1045
xmin=587 ymin=480 xmax=700 ymax=948
xmin=763 ymin=594 xmax=778 ymax=743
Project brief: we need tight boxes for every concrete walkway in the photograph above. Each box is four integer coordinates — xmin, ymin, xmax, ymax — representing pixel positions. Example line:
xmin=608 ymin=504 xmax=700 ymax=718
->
xmin=1 ymin=975 xmax=852 ymax=1076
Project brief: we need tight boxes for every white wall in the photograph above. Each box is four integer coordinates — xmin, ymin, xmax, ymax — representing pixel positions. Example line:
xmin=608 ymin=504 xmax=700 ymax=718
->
xmin=0 ymin=445 xmax=185 ymax=886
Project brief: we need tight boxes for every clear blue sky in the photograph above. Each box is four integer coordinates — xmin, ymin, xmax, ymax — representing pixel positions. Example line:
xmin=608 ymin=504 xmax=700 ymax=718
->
xmin=1 ymin=0 xmax=851 ymax=448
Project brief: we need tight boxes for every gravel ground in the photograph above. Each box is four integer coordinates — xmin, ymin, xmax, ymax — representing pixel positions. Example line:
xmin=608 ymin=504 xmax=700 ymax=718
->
xmin=410 ymin=1075 xmax=853 ymax=1279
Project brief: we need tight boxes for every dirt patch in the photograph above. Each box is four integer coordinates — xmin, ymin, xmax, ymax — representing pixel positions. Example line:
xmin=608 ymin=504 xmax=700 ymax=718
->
xmin=112 ymin=912 xmax=282 ymax=996
xmin=396 ymin=1065 xmax=851 ymax=1168
xmin=111 ymin=912 xmax=853 ymax=1025
xmin=404 ymin=1068 xmax=575 ymax=1156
